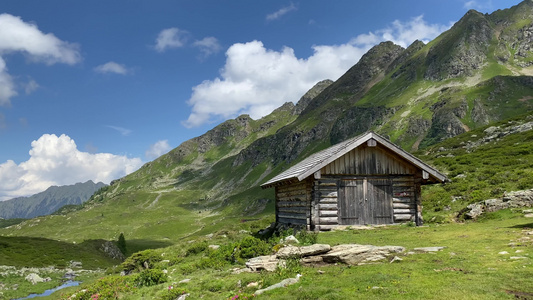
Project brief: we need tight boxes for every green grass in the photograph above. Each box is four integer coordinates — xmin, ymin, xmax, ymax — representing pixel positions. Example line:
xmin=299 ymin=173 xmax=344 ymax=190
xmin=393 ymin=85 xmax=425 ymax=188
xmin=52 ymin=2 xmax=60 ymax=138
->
xmin=34 ymin=213 xmax=532 ymax=300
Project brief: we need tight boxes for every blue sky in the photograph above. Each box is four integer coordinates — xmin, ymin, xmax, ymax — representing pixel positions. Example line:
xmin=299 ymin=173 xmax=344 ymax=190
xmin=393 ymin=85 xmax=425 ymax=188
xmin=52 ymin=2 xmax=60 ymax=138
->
xmin=0 ymin=0 xmax=521 ymax=200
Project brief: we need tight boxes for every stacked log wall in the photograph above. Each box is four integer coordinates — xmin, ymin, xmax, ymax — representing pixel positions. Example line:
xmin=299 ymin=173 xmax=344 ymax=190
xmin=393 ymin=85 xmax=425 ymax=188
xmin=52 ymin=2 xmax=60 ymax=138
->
xmin=392 ymin=176 xmax=417 ymax=223
xmin=312 ymin=178 xmax=339 ymax=231
xmin=276 ymin=179 xmax=312 ymax=226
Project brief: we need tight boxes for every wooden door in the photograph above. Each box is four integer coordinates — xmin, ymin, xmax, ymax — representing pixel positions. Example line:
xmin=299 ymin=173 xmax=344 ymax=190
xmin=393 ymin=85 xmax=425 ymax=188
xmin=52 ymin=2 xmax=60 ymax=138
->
xmin=338 ymin=178 xmax=393 ymax=225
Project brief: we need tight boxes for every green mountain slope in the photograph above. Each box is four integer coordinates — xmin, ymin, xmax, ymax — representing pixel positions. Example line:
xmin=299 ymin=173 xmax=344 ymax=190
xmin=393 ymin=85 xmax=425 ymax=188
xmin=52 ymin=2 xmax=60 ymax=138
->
xmin=2 ymin=1 xmax=533 ymax=244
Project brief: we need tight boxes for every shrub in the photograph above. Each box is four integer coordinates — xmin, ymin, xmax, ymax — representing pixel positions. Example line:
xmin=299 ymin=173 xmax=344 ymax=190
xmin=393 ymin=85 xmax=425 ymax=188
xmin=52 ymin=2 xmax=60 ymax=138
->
xmin=121 ymin=249 xmax=162 ymax=273
xmin=186 ymin=241 xmax=208 ymax=256
xmin=238 ymin=236 xmax=271 ymax=259
xmin=159 ymin=286 xmax=188 ymax=300
xmin=134 ymin=268 xmax=168 ymax=287
xmin=64 ymin=275 xmax=135 ymax=299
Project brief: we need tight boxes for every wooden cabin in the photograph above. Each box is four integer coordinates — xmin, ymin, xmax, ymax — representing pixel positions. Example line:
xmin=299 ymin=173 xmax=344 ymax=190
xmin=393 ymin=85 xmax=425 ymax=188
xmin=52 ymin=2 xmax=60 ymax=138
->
xmin=261 ymin=131 xmax=447 ymax=231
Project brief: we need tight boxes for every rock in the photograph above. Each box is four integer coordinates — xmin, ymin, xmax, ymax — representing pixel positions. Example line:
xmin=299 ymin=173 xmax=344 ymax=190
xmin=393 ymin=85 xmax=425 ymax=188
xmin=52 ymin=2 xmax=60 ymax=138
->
xmin=413 ymin=247 xmax=446 ymax=253
xmin=317 ymin=270 xmax=325 ymax=274
xmin=322 ymin=244 xmax=405 ymax=265
xmin=255 ymin=274 xmax=302 ymax=295
xmin=525 ymin=214 xmax=533 ymax=218
xmin=523 ymin=209 xmax=533 ymax=214
xmin=280 ymin=235 xmax=299 ymax=245
xmin=70 ymin=261 xmax=82 ymax=268
xmin=301 ymin=256 xmax=324 ymax=265
xmin=246 ymin=255 xmax=283 ymax=272
xmin=510 ymin=256 xmax=528 ymax=260
xmin=208 ymin=245 xmax=220 ymax=250
xmin=276 ymin=244 xmax=331 ymax=259
xmin=515 ymin=250 xmax=524 ymax=253
xmin=99 ymin=240 xmax=125 ymax=261
xmin=465 ymin=203 xmax=484 ymax=219
xmin=499 ymin=251 xmax=509 ymax=255
xmin=177 ymin=293 xmax=189 ymax=300
xmin=247 ymin=281 xmax=259 ymax=288
xmin=525 ymin=231 xmax=533 ymax=236
xmin=179 ymin=278 xmax=191 ymax=284
xmin=25 ymin=273 xmax=44 ymax=285
xmin=390 ymin=256 xmax=403 ymax=263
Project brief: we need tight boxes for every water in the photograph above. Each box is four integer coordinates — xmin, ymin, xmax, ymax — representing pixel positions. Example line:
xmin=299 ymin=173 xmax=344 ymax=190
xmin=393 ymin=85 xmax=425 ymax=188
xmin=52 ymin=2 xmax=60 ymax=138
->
xmin=17 ymin=281 xmax=80 ymax=299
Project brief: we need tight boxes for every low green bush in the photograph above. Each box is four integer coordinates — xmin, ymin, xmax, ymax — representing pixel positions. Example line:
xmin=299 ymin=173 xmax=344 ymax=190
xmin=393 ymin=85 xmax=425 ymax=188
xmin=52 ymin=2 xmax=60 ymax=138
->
xmin=121 ymin=249 xmax=162 ymax=273
xmin=134 ymin=268 xmax=167 ymax=287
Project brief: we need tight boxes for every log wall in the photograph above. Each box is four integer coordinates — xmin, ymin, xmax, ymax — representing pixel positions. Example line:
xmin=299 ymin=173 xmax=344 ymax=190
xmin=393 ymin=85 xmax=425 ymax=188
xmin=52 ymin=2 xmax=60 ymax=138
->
xmin=275 ymin=178 xmax=312 ymax=227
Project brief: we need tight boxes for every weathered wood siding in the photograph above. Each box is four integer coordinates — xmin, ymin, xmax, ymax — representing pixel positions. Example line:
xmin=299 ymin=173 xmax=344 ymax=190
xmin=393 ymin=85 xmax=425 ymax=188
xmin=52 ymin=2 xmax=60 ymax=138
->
xmin=312 ymin=178 xmax=339 ymax=231
xmin=392 ymin=176 xmax=417 ymax=223
xmin=275 ymin=178 xmax=312 ymax=227
xmin=320 ymin=144 xmax=417 ymax=176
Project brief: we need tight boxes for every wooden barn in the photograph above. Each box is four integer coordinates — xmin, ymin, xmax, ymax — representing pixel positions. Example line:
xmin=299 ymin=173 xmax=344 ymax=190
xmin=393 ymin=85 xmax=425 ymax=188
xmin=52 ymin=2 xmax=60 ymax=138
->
xmin=261 ymin=131 xmax=447 ymax=231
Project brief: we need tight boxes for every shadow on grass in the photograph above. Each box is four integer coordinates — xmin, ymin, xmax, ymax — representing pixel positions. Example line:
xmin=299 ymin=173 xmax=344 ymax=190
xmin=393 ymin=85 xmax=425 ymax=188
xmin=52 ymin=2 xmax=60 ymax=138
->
xmin=508 ymin=222 xmax=533 ymax=229
xmin=125 ymin=239 xmax=174 ymax=256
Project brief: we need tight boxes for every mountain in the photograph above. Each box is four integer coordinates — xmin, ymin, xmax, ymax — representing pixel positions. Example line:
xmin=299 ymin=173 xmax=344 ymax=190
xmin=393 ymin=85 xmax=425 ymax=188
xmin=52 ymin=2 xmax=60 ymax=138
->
xmin=2 ymin=1 xmax=533 ymax=242
xmin=0 ymin=180 xmax=107 ymax=219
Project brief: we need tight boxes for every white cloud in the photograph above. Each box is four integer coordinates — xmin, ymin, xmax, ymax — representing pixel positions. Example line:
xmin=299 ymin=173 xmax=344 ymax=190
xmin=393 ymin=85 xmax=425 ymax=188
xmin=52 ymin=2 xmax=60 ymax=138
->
xmin=94 ymin=61 xmax=130 ymax=75
xmin=24 ymin=79 xmax=39 ymax=94
xmin=0 ymin=134 xmax=143 ymax=201
xmin=154 ymin=27 xmax=189 ymax=52
xmin=193 ymin=37 xmax=222 ymax=58
xmin=145 ymin=140 xmax=171 ymax=160
xmin=266 ymin=3 xmax=297 ymax=21
xmin=106 ymin=125 xmax=132 ymax=136
xmin=0 ymin=13 xmax=80 ymax=106
xmin=182 ymin=16 xmax=449 ymax=128
xmin=0 ymin=57 xmax=16 ymax=106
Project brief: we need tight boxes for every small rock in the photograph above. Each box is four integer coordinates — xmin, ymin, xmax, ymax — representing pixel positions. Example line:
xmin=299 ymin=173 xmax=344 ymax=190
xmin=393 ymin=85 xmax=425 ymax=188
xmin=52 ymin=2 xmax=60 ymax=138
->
xmin=390 ymin=256 xmax=403 ymax=263
xmin=498 ymin=251 xmax=509 ymax=255
xmin=247 ymin=281 xmax=259 ymax=288
xmin=413 ymin=247 xmax=445 ymax=253
xmin=179 ymin=279 xmax=191 ymax=284
xmin=526 ymin=231 xmax=533 ymax=236
xmin=161 ymin=260 xmax=170 ymax=263
xmin=255 ymin=274 xmax=302 ymax=295
xmin=208 ymin=245 xmax=220 ymax=250
xmin=205 ymin=234 xmax=214 ymax=239
xmin=239 ymin=230 xmax=250 ymax=234
xmin=70 ymin=261 xmax=82 ymax=268
xmin=510 ymin=256 xmax=528 ymax=260
xmin=515 ymin=250 xmax=524 ymax=253
xmin=524 ymin=214 xmax=533 ymax=218
xmin=246 ymin=255 xmax=283 ymax=272
xmin=177 ymin=293 xmax=189 ymax=300
xmin=523 ymin=209 xmax=533 ymax=214
xmin=317 ymin=270 xmax=325 ymax=274
xmin=280 ymin=235 xmax=299 ymax=245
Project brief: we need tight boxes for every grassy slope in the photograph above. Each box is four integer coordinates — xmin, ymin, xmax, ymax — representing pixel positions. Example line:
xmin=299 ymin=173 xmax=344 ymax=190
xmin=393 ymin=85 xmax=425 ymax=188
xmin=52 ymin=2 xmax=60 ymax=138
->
xmin=44 ymin=212 xmax=533 ymax=300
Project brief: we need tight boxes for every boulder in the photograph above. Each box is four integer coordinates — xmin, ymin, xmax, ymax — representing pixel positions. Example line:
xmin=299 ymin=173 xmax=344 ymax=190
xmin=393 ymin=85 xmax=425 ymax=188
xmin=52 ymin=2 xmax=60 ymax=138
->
xmin=25 ymin=273 xmax=44 ymax=285
xmin=321 ymin=244 xmax=405 ymax=265
xmin=276 ymin=244 xmax=331 ymax=258
xmin=280 ymin=235 xmax=299 ymax=245
xmin=255 ymin=274 xmax=302 ymax=295
xmin=246 ymin=255 xmax=283 ymax=272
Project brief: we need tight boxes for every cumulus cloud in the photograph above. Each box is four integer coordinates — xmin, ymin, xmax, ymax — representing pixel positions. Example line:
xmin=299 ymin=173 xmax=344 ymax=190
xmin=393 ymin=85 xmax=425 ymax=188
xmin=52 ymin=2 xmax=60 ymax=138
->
xmin=266 ymin=3 xmax=297 ymax=21
xmin=94 ymin=61 xmax=130 ymax=75
xmin=0 ymin=134 xmax=143 ymax=201
xmin=154 ymin=27 xmax=189 ymax=52
xmin=106 ymin=125 xmax=132 ymax=136
xmin=193 ymin=37 xmax=222 ymax=58
xmin=182 ymin=16 xmax=449 ymax=128
xmin=145 ymin=140 xmax=171 ymax=160
xmin=0 ymin=13 xmax=80 ymax=106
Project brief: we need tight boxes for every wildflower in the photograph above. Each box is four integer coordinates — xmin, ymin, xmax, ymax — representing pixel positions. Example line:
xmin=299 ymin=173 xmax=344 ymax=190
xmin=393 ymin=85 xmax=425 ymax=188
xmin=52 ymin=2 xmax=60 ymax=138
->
xmin=168 ymin=285 xmax=173 ymax=290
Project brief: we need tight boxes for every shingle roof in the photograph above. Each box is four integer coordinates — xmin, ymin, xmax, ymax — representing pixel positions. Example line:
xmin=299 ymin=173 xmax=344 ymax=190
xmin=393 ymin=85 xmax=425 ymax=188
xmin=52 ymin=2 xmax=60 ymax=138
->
xmin=261 ymin=131 xmax=447 ymax=188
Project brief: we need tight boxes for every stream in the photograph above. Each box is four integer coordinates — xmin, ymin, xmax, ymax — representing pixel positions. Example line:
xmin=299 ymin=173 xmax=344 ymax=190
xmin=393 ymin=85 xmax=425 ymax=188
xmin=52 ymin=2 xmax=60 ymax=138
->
xmin=17 ymin=281 xmax=80 ymax=299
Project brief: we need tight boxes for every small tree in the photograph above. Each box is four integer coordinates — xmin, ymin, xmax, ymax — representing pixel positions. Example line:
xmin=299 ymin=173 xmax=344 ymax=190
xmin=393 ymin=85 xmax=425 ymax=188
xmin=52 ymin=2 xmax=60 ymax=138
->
xmin=118 ymin=232 xmax=127 ymax=255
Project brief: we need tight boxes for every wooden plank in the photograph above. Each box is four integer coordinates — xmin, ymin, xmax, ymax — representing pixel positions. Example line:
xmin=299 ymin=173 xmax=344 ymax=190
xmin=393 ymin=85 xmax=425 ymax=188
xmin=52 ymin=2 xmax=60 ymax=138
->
xmin=277 ymin=190 xmax=308 ymax=197
xmin=319 ymin=217 xmax=338 ymax=225
xmin=394 ymin=214 xmax=413 ymax=221
xmin=277 ymin=195 xmax=307 ymax=202
xmin=319 ymin=203 xmax=338 ymax=210
xmin=393 ymin=203 xmax=413 ymax=209
xmin=278 ymin=217 xmax=307 ymax=225
xmin=392 ymin=197 xmax=412 ymax=203
xmin=393 ymin=208 xmax=416 ymax=214
xmin=278 ymin=213 xmax=307 ymax=220
xmin=277 ymin=201 xmax=308 ymax=207
xmin=319 ymin=210 xmax=337 ymax=217
xmin=318 ymin=191 xmax=338 ymax=197
xmin=318 ymin=198 xmax=337 ymax=204
xmin=279 ymin=207 xmax=310 ymax=214
xmin=317 ymin=225 xmax=336 ymax=231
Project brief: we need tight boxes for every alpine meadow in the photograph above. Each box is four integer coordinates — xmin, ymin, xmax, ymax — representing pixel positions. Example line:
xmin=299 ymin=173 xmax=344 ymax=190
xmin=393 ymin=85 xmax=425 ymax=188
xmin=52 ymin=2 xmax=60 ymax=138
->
xmin=1 ymin=1 xmax=533 ymax=299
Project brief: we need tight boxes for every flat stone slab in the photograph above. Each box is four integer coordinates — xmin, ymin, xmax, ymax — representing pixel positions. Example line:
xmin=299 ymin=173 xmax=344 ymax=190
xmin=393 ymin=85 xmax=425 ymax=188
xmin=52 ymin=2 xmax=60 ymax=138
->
xmin=321 ymin=244 xmax=405 ymax=265
xmin=412 ymin=247 xmax=446 ymax=253
xmin=276 ymin=244 xmax=331 ymax=259
xmin=246 ymin=255 xmax=283 ymax=272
